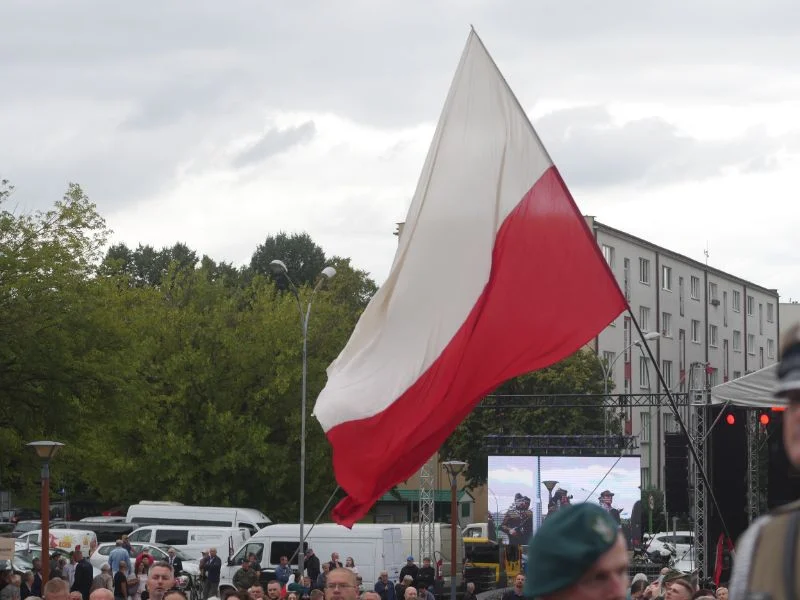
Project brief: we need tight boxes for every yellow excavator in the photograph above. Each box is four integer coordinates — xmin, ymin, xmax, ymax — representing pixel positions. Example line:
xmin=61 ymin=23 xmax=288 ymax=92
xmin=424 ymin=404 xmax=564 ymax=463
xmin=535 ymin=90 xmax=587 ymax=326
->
xmin=462 ymin=537 xmax=524 ymax=592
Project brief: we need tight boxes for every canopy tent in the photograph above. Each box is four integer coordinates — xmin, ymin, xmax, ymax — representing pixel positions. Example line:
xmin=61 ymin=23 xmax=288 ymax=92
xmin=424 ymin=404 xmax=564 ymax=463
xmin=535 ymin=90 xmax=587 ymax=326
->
xmin=710 ymin=364 xmax=784 ymax=408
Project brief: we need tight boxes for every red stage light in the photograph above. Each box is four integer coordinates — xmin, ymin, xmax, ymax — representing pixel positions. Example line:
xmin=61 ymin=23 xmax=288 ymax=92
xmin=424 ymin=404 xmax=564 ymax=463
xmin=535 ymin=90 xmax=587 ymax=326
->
xmin=726 ymin=414 xmax=736 ymax=425
xmin=760 ymin=413 xmax=770 ymax=426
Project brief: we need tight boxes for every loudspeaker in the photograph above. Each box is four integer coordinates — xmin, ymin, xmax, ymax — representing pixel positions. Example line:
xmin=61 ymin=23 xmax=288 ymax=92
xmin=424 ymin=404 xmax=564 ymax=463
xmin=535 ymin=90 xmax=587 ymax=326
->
xmin=767 ymin=412 xmax=800 ymax=508
xmin=709 ymin=406 xmax=749 ymax=545
xmin=665 ymin=432 xmax=690 ymax=514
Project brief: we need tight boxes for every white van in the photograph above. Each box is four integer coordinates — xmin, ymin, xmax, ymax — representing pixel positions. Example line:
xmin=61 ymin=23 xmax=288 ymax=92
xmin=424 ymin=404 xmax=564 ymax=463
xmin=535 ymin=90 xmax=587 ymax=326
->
xmin=127 ymin=526 xmax=250 ymax=559
xmin=393 ymin=523 xmax=464 ymax=577
xmin=19 ymin=529 xmax=98 ymax=554
xmin=126 ymin=504 xmax=271 ymax=535
xmin=219 ymin=524 xmax=405 ymax=594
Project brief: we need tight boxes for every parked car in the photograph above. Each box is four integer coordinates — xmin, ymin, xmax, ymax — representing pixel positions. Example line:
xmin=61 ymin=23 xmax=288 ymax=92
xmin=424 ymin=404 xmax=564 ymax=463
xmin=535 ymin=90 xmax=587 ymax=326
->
xmin=11 ymin=520 xmax=41 ymax=539
xmin=13 ymin=542 xmax=102 ymax=577
xmin=643 ymin=531 xmax=695 ymax=562
xmin=90 ymin=542 xmax=200 ymax=576
xmin=0 ymin=509 xmax=40 ymax=524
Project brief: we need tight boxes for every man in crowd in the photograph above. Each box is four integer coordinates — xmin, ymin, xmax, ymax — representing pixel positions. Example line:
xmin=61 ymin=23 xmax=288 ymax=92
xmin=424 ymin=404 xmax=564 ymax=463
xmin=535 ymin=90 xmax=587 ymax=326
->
xmin=525 ymin=502 xmax=628 ymax=600
xmin=107 ymin=542 xmax=129 ymax=576
xmin=501 ymin=574 xmax=525 ymax=600
xmin=415 ymin=560 xmax=434 ymax=592
xmin=203 ymin=548 xmax=222 ymax=600
xmin=144 ymin=562 xmax=175 ymax=600
xmin=89 ymin=589 xmax=113 ymax=600
xmin=233 ymin=560 xmax=257 ymax=592
xmin=90 ymin=565 xmax=113 ymax=593
xmin=398 ymin=559 xmax=417 ymax=588
xmin=730 ymin=324 xmax=800 ymax=598
xmin=304 ymin=550 xmax=320 ymax=584
xmin=373 ymin=572 xmax=394 ymax=600
xmin=71 ymin=549 xmax=94 ymax=600
xmin=265 ymin=581 xmax=281 ymax=600
xmin=275 ymin=557 xmax=292 ymax=586
xmin=43 ymin=578 xmax=70 ymax=600
xmin=166 ymin=549 xmax=182 ymax=576
xmin=323 ymin=569 xmax=357 ymax=600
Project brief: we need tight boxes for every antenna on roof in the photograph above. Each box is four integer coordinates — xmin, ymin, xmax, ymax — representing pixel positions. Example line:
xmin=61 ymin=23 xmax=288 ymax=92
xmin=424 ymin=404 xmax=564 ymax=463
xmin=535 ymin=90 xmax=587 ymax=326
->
xmin=704 ymin=242 xmax=710 ymax=265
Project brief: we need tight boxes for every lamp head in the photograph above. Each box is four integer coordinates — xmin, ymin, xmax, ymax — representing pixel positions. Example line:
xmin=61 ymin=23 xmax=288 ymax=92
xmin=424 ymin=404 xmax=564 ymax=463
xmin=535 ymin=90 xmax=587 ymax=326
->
xmin=321 ymin=266 xmax=336 ymax=279
xmin=442 ymin=460 xmax=468 ymax=477
xmin=269 ymin=260 xmax=288 ymax=275
xmin=27 ymin=441 xmax=64 ymax=460
xmin=644 ymin=332 xmax=661 ymax=341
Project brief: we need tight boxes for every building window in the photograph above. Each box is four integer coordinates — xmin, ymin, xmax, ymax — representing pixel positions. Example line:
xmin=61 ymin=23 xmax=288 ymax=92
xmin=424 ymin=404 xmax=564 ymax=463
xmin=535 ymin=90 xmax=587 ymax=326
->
xmin=690 ymin=276 xmax=700 ymax=300
xmin=664 ymin=412 xmax=676 ymax=434
xmin=768 ymin=339 xmax=775 ymax=359
xmin=760 ymin=347 xmax=764 ymax=369
xmin=603 ymin=351 xmax=615 ymax=377
xmin=767 ymin=302 xmax=775 ymax=323
xmin=747 ymin=295 xmax=755 ymax=316
xmin=709 ymin=324 xmax=718 ymax=347
xmin=708 ymin=368 xmax=719 ymax=387
xmin=679 ymin=277 xmax=685 ymax=316
xmin=747 ymin=333 xmax=756 ymax=355
xmin=661 ymin=312 xmax=672 ymax=337
xmin=639 ymin=258 xmax=651 ymax=285
xmin=663 ymin=360 xmax=673 ymax=389
xmin=733 ymin=330 xmax=742 ymax=352
xmin=662 ymin=265 xmax=672 ymax=291
xmin=733 ymin=370 xmax=742 ymax=379
xmin=691 ymin=319 xmax=701 ymax=343
xmin=641 ymin=467 xmax=651 ymax=488
xmin=708 ymin=282 xmax=718 ymax=304
xmin=759 ymin=303 xmax=763 ymax=335
xmin=732 ymin=290 xmax=741 ymax=312
xmin=640 ymin=306 xmax=651 ymax=332
xmin=641 ymin=413 xmax=650 ymax=443
xmin=623 ymin=258 xmax=631 ymax=301
xmin=640 ymin=356 xmax=651 ymax=388
xmin=602 ymin=245 xmax=615 ymax=268
xmin=723 ymin=291 xmax=728 ymax=327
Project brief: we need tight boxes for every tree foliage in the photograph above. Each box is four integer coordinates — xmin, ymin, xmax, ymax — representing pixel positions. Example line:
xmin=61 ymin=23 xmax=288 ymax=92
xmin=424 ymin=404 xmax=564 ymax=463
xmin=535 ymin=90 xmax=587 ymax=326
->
xmin=1 ymin=183 xmax=376 ymax=520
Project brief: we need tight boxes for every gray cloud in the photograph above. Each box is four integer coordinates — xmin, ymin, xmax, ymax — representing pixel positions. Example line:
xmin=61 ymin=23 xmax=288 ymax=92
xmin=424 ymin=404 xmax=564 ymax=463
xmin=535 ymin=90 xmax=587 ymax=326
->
xmin=534 ymin=105 xmax=796 ymax=189
xmin=232 ymin=121 xmax=316 ymax=169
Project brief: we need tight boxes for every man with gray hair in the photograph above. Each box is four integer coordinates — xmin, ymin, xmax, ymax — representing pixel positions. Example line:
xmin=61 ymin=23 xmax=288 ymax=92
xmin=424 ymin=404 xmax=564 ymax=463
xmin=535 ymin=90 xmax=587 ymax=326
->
xmin=43 ymin=578 xmax=70 ymax=600
xmin=202 ymin=549 xmax=221 ymax=600
xmin=107 ymin=542 xmax=129 ymax=576
xmin=89 ymin=589 xmax=113 ymax=600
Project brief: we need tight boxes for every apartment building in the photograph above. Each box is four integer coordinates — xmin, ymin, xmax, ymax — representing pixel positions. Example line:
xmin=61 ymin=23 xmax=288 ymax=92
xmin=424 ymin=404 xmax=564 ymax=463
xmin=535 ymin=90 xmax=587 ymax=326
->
xmin=589 ymin=217 xmax=780 ymax=490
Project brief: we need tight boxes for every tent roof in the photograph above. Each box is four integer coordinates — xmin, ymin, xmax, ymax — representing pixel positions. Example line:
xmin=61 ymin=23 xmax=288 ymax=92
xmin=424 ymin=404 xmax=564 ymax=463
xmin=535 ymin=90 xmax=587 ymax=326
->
xmin=710 ymin=363 xmax=785 ymax=408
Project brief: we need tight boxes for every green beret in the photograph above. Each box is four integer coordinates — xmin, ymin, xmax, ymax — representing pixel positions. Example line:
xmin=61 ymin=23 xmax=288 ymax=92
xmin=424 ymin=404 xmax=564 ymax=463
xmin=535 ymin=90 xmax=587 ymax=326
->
xmin=525 ymin=503 xmax=620 ymax=597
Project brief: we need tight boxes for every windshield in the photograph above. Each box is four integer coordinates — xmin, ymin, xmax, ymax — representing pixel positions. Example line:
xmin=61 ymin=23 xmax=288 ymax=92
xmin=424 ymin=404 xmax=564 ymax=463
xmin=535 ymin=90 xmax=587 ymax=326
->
xmin=13 ymin=522 xmax=39 ymax=533
xmin=257 ymin=522 xmax=270 ymax=530
xmin=172 ymin=548 xmax=195 ymax=561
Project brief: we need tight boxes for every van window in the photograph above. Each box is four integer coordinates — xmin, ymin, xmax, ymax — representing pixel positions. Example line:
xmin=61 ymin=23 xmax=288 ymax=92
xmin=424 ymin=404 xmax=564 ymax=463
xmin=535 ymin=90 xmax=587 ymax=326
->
xmin=269 ymin=542 xmax=307 ymax=565
xmin=232 ymin=543 xmax=265 ymax=566
xmin=128 ymin=529 xmax=151 ymax=543
xmin=240 ymin=523 xmax=257 ymax=536
xmin=154 ymin=530 xmax=189 ymax=545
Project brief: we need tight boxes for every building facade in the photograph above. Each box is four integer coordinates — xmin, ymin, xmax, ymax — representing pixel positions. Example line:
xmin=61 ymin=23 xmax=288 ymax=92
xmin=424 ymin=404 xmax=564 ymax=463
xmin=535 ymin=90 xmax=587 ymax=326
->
xmin=589 ymin=217 xmax=780 ymax=490
xmin=780 ymin=302 xmax=800 ymax=340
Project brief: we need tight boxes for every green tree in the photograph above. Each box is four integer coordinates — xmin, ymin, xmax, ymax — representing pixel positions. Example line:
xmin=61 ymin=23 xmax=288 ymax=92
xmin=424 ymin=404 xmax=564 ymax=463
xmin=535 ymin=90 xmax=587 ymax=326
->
xmin=102 ymin=242 xmax=198 ymax=287
xmin=440 ymin=349 xmax=611 ymax=487
xmin=250 ymin=232 xmax=327 ymax=287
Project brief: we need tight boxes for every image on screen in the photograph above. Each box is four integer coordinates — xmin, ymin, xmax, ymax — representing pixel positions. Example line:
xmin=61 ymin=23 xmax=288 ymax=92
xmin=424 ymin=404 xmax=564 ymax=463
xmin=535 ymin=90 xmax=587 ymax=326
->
xmin=487 ymin=455 xmax=642 ymax=546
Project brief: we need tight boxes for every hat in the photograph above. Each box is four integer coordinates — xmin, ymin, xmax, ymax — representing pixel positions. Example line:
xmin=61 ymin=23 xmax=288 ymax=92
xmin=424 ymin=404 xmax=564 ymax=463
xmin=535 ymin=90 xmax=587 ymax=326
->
xmin=406 ymin=556 xmax=414 ymax=561
xmin=775 ymin=340 xmax=800 ymax=397
xmin=526 ymin=503 xmax=620 ymax=597
xmin=600 ymin=490 xmax=614 ymax=497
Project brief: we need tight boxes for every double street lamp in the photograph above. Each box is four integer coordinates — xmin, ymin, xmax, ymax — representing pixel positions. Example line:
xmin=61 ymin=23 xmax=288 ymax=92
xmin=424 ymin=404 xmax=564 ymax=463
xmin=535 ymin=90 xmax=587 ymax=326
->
xmin=27 ymin=440 xmax=64 ymax=585
xmin=269 ymin=260 xmax=336 ymax=578
xmin=442 ymin=460 xmax=467 ymax=600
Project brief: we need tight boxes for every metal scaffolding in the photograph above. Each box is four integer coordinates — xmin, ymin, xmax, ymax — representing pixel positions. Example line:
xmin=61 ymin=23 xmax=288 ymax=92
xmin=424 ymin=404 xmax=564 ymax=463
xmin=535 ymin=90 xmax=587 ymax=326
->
xmin=746 ymin=411 xmax=761 ymax=524
xmin=418 ymin=458 xmax=435 ymax=562
xmin=692 ymin=392 xmax=709 ymax=580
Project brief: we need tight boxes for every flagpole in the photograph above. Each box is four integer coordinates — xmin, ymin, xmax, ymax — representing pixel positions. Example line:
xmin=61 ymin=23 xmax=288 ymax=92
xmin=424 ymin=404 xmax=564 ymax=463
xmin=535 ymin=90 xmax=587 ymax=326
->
xmin=625 ymin=307 xmax=732 ymax=543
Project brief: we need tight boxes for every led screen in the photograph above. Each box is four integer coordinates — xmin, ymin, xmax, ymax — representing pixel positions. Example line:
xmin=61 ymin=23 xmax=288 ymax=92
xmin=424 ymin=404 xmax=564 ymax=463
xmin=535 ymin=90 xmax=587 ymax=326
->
xmin=487 ymin=455 xmax=642 ymax=546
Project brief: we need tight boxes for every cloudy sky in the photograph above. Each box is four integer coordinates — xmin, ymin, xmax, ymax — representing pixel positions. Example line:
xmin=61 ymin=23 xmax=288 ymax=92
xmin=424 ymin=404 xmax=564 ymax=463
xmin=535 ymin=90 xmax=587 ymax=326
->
xmin=3 ymin=1 xmax=799 ymax=297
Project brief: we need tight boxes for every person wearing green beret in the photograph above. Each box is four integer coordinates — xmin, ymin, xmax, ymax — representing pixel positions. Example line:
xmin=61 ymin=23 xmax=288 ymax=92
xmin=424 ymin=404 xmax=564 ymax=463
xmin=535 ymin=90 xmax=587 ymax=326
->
xmin=525 ymin=503 xmax=628 ymax=600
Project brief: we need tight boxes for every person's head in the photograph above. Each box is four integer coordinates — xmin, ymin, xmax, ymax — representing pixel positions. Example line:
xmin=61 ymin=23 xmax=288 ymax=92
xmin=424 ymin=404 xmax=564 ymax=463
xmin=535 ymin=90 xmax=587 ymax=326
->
xmin=422 ymin=558 xmax=430 ymax=568
xmin=43 ymin=578 xmax=70 ymax=600
xmin=306 ymin=549 xmax=315 ymax=558
xmin=361 ymin=593 xmax=380 ymax=600
xmin=402 ymin=577 xmax=413 ymax=587
xmin=403 ymin=589 xmax=417 ymax=600
xmin=163 ymin=591 xmax=189 ymax=600
xmin=168 ymin=548 xmax=177 ymax=558
xmin=210 ymin=548 xmax=217 ymax=558
xmin=715 ymin=587 xmax=728 ymax=600
xmin=146 ymin=562 xmax=176 ymax=600
xmin=266 ymin=581 xmax=282 ymax=600
xmin=526 ymin=503 xmax=628 ymax=600
xmin=287 ymin=594 xmax=299 ymax=600
xmin=121 ymin=535 xmax=128 ymax=542
xmin=73 ymin=549 xmax=83 ymax=562
xmin=777 ymin=325 xmax=800 ymax=465
xmin=241 ymin=560 xmax=250 ymax=570
xmin=303 ymin=577 xmax=312 ymax=588
xmin=406 ymin=556 xmax=414 ymax=566
xmin=513 ymin=574 xmax=525 ymax=591
xmin=115 ymin=540 xmax=123 ymax=547
xmin=322 ymin=563 xmax=330 ymax=574
xmin=630 ymin=580 xmax=648 ymax=600
xmin=345 ymin=557 xmax=354 ymax=568
xmin=248 ymin=586 xmax=264 ymax=600
xmin=279 ymin=556 xmax=288 ymax=567
xmin=32 ymin=558 xmax=41 ymax=571
xmin=325 ymin=568 xmax=358 ymax=600
xmin=70 ymin=592 xmax=83 ymax=600
xmin=22 ymin=571 xmax=33 ymax=584
xmin=665 ymin=579 xmax=694 ymax=600
xmin=101 ymin=564 xmax=111 ymax=575
xmin=119 ymin=561 xmax=128 ymax=573
xmin=89 ymin=589 xmax=114 ymax=600
xmin=310 ymin=591 xmax=324 ymax=600
xmin=331 ymin=553 xmax=339 ymax=562
xmin=379 ymin=572 xmax=388 ymax=583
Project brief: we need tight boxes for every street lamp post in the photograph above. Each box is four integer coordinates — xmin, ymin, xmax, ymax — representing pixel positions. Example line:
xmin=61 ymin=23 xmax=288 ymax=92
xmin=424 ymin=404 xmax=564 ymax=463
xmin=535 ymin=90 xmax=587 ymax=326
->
xmin=269 ymin=260 xmax=335 ymax=578
xmin=442 ymin=461 xmax=467 ymax=600
xmin=27 ymin=441 xmax=64 ymax=585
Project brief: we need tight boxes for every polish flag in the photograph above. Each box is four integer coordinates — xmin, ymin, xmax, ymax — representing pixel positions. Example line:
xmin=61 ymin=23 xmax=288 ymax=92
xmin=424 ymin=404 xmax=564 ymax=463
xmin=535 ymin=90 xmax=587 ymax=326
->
xmin=313 ymin=30 xmax=627 ymax=526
